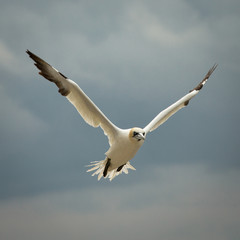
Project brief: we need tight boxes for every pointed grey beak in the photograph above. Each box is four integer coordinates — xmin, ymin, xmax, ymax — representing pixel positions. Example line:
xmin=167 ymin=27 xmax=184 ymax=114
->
xmin=136 ymin=132 xmax=145 ymax=141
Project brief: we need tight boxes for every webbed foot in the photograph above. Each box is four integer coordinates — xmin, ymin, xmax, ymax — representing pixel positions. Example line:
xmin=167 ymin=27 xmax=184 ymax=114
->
xmin=103 ymin=158 xmax=111 ymax=177
xmin=117 ymin=164 xmax=125 ymax=172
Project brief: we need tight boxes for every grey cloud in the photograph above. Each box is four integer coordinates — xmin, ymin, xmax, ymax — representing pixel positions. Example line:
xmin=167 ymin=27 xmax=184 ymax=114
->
xmin=0 ymin=165 xmax=239 ymax=240
xmin=0 ymin=0 xmax=240 ymax=238
xmin=0 ymin=0 xmax=239 ymax=191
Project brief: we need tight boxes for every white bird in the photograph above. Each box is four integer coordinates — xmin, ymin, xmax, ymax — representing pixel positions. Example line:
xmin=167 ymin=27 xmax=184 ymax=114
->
xmin=26 ymin=50 xmax=217 ymax=181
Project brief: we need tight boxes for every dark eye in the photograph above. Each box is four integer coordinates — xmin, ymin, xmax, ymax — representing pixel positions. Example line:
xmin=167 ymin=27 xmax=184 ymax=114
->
xmin=133 ymin=131 xmax=138 ymax=136
xmin=143 ymin=132 xmax=145 ymax=136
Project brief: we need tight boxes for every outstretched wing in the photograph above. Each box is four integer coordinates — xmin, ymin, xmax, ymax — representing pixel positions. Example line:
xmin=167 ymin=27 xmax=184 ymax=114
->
xmin=26 ymin=50 xmax=119 ymax=146
xmin=144 ymin=64 xmax=217 ymax=133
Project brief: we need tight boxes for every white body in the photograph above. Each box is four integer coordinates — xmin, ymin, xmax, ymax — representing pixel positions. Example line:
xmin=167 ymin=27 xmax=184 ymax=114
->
xmin=27 ymin=50 xmax=217 ymax=181
xmin=106 ymin=129 xmax=144 ymax=171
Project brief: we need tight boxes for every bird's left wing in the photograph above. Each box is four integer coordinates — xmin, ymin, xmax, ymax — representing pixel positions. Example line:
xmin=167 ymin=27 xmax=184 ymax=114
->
xmin=144 ymin=65 xmax=217 ymax=133
xmin=26 ymin=50 xmax=119 ymax=146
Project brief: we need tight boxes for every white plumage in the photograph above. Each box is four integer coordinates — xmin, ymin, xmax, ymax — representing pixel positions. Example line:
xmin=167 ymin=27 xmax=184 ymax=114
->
xmin=26 ymin=50 xmax=217 ymax=181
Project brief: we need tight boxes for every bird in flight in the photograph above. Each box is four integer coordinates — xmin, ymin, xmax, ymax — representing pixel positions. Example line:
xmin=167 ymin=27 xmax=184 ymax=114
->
xmin=26 ymin=50 xmax=217 ymax=181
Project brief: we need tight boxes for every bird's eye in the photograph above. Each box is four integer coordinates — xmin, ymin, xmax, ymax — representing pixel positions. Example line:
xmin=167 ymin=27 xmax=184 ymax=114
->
xmin=133 ymin=131 xmax=138 ymax=136
xmin=143 ymin=132 xmax=145 ymax=136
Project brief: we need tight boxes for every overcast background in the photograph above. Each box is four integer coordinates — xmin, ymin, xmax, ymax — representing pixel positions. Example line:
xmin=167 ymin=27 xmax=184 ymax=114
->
xmin=0 ymin=0 xmax=240 ymax=239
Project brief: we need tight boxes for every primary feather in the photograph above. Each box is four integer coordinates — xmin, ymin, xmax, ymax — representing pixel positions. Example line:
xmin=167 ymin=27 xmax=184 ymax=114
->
xmin=144 ymin=64 xmax=217 ymax=133
xmin=26 ymin=50 xmax=119 ymax=146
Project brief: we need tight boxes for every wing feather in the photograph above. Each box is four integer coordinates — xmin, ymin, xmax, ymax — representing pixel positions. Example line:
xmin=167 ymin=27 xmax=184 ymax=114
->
xmin=26 ymin=50 xmax=119 ymax=146
xmin=144 ymin=64 xmax=217 ymax=133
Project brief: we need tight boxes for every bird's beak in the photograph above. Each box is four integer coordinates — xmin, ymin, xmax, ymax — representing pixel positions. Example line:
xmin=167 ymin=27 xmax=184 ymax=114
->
xmin=136 ymin=133 xmax=145 ymax=141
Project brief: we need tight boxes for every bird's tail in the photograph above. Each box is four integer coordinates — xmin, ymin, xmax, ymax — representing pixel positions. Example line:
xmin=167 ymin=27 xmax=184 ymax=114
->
xmin=86 ymin=158 xmax=136 ymax=181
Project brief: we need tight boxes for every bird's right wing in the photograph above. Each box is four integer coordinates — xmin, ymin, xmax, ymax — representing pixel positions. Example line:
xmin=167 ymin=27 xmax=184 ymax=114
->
xmin=144 ymin=65 xmax=217 ymax=134
xmin=26 ymin=50 xmax=120 ymax=146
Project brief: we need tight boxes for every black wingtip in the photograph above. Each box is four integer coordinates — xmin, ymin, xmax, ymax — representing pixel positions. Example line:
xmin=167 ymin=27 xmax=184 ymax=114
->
xmin=26 ymin=49 xmax=35 ymax=59
xmin=207 ymin=63 xmax=218 ymax=77
xmin=190 ymin=64 xmax=218 ymax=92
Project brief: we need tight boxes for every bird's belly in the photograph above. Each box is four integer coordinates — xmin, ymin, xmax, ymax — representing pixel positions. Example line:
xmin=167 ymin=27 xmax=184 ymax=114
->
xmin=106 ymin=141 xmax=143 ymax=171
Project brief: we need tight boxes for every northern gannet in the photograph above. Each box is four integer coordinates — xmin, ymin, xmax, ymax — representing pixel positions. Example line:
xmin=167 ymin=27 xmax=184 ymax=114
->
xmin=26 ymin=50 xmax=217 ymax=181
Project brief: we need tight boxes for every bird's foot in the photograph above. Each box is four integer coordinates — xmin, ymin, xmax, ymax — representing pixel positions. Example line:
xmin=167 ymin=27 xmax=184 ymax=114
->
xmin=117 ymin=164 xmax=125 ymax=172
xmin=103 ymin=158 xmax=111 ymax=177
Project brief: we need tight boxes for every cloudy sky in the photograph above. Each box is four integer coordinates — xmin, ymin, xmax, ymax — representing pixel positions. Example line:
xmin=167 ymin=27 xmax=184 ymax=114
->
xmin=0 ymin=0 xmax=240 ymax=239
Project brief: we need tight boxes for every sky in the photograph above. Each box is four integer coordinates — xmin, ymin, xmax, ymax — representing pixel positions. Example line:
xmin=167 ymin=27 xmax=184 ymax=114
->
xmin=0 ymin=0 xmax=240 ymax=239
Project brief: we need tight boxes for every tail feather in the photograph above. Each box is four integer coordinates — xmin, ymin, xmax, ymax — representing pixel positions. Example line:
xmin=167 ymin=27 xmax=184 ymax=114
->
xmin=86 ymin=159 xmax=136 ymax=181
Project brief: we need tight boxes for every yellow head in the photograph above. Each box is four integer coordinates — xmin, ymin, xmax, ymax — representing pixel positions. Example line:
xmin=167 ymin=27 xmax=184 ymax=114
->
xmin=129 ymin=127 xmax=145 ymax=142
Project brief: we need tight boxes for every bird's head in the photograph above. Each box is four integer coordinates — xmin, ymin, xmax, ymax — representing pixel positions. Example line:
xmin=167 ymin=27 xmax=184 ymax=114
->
xmin=129 ymin=127 xmax=146 ymax=142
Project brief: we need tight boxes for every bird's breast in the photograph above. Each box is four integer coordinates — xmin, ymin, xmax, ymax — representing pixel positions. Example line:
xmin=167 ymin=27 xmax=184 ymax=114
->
xmin=106 ymin=134 xmax=144 ymax=171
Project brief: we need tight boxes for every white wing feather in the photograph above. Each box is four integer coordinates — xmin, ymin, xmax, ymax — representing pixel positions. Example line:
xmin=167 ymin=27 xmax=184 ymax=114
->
xmin=144 ymin=64 xmax=217 ymax=133
xmin=26 ymin=50 xmax=119 ymax=146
